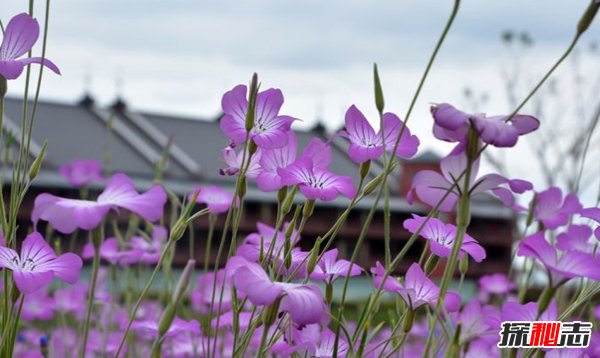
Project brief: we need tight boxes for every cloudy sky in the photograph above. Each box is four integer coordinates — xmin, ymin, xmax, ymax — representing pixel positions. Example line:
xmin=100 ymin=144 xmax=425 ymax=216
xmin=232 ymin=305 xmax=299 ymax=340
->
xmin=3 ymin=0 xmax=600 ymax=200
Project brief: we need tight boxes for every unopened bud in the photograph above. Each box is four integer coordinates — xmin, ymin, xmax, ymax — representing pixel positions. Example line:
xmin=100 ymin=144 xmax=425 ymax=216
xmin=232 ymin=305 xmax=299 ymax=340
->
xmin=281 ymin=186 xmax=297 ymax=215
xmin=28 ymin=140 xmax=48 ymax=181
xmin=248 ymin=140 xmax=258 ymax=155
xmin=359 ymin=160 xmax=371 ymax=179
xmin=306 ymin=238 xmax=322 ymax=274
xmin=172 ymin=260 xmax=196 ymax=303
xmin=170 ymin=219 xmax=187 ymax=242
xmin=363 ymin=173 xmax=384 ymax=195
xmin=236 ymin=177 xmax=247 ymax=199
xmin=262 ymin=299 xmax=281 ymax=326
xmin=303 ymin=200 xmax=315 ymax=218
xmin=577 ymin=1 xmax=600 ymax=36
xmin=325 ymin=283 xmax=333 ymax=304
xmin=373 ymin=63 xmax=385 ymax=114
xmin=245 ymin=73 xmax=259 ymax=132
xmin=277 ymin=186 xmax=288 ymax=203
xmin=402 ymin=309 xmax=415 ymax=333
xmin=466 ymin=125 xmax=479 ymax=160
xmin=157 ymin=304 xmax=177 ymax=336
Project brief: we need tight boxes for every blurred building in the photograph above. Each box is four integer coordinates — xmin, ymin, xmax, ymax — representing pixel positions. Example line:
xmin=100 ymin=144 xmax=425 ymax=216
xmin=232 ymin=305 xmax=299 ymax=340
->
xmin=2 ymin=95 xmax=516 ymax=278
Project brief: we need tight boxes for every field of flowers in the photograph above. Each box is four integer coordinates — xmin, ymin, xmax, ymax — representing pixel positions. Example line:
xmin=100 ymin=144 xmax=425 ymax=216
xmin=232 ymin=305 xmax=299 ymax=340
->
xmin=1 ymin=1 xmax=600 ymax=357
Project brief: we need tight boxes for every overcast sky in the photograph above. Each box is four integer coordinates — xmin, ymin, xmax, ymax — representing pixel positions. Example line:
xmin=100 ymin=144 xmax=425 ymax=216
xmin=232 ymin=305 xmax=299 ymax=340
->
xmin=3 ymin=0 xmax=600 ymax=200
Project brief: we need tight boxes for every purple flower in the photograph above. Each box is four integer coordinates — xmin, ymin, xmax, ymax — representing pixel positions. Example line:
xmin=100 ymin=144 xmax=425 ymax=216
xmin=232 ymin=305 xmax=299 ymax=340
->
xmin=279 ymin=142 xmax=356 ymax=201
xmin=220 ymin=84 xmax=296 ymax=149
xmin=53 ymin=283 xmax=86 ymax=319
xmin=20 ymin=289 xmax=55 ymax=321
xmin=280 ymin=325 xmax=348 ymax=358
xmin=0 ymin=232 xmax=82 ymax=294
xmin=130 ymin=226 xmax=167 ymax=264
xmin=556 ymin=224 xmax=594 ymax=253
xmin=219 ymin=145 xmax=262 ymax=178
xmin=478 ymin=273 xmax=515 ymax=295
xmin=310 ymin=248 xmax=362 ymax=283
xmin=340 ymin=105 xmax=419 ymax=163
xmin=579 ymin=207 xmax=600 ymax=241
xmin=257 ymin=131 xmax=298 ymax=191
xmin=188 ymin=185 xmax=233 ymax=214
xmin=226 ymin=256 xmax=327 ymax=325
xmin=403 ymin=214 xmax=486 ymax=262
xmin=534 ymin=187 xmax=582 ymax=230
xmin=59 ymin=159 xmax=103 ymax=188
xmin=407 ymin=145 xmax=532 ymax=212
xmin=32 ymin=173 xmax=167 ymax=234
xmin=0 ymin=13 xmax=60 ymax=80
xmin=431 ymin=103 xmax=539 ymax=147
xmin=192 ymin=269 xmax=233 ymax=314
xmin=236 ymin=222 xmax=308 ymax=278
xmin=518 ymin=232 xmax=600 ymax=284
xmin=81 ymin=237 xmax=142 ymax=266
xmin=370 ymin=262 xmax=461 ymax=311
xmin=452 ymin=301 xmax=497 ymax=344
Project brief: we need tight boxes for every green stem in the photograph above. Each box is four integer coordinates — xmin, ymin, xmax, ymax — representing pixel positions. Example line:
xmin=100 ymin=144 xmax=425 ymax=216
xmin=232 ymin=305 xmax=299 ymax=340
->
xmin=423 ymin=155 xmax=472 ymax=357
xmin=114 ymin=238 xmax=175 ymax=358
xmin=80 ymin=227 xmax=104 ymax=358
xmin=203 ymin=214 xmax=216 ymax=272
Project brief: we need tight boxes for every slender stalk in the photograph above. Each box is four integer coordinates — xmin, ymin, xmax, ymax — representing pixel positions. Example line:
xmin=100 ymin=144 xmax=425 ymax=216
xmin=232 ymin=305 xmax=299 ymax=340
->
xmin=423 ymin=151 xmax=473 ymax=357
xmin=114 ymin=238 xmax=175 ymax=357
xmin=80 ymin=226 xmax=104 ymax=358
xmin=203 ymin=214 xmax=216 ymax=272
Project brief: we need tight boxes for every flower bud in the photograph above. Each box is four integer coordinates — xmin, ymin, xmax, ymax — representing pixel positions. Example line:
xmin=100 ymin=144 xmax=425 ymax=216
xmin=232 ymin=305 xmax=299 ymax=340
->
xmin=172 ymin=260 xmax=195 ymax=303
xmin=359 ymin=160 xmax=371 ymax=179
xmin=402 ymin=308 xmax=415 ymax=333
xmin=245 ymin=73 xmax=259 ymax=132
xmin=577 ymin=1 xmax=600 ymax=36
xmin=306 ymin=237 xmax=322 ymax=274
xmin=157 ymin=304 xmax=177 ymax=336
xmin=170 ymin=218 xmax=187 ymax=242
xmin=466 ymin=125 xmax=479 ymax=161
xmin=373 ymin=63 xmax=385 ymax=114
xmin=236 ymin=177 xmax=247 ymax=199
xmin=363 ymin=173 xmax=384 ymax=195
xmin=281 ymin=186 xmax=297 ymax=215
xmin=325 ymin=283 xmax=333 ymax=304
xmin=248 ymin=140 xmax=258 ymax=155
xmin=28 ymin=140 xmax=48 ymax=181
xmin=303 ymin=200 xmax=315 ymax=218
xmin=262 ymin=299 xmax=281 ymax=326
xmin=277 ymin=186 xmax=288 ymax=203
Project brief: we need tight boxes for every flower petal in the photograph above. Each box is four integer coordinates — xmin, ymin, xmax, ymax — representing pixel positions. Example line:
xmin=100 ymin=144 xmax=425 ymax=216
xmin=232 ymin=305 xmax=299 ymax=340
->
xmin=0 ymin=13 xmax=39 ymax=60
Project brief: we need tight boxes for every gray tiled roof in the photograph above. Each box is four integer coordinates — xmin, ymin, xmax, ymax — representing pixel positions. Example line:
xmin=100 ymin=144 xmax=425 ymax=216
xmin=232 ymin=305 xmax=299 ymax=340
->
xmin=1 ymin=96 xmax=514 ymax=219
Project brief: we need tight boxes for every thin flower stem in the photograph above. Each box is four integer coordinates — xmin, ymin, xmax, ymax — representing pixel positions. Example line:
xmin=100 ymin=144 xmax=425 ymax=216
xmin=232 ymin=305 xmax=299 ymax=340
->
xmin=423 ymin=152 xmax=473 ymax=357
xmin=80 ymin=227 xmax=104 ymax=358
xmin=114 ymin=237 xmax=175 ymax=358
xmin=203 ymin=214 xmax=217 ymax=272
xmin=335 ymin=2 xmax=461 ymax=350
